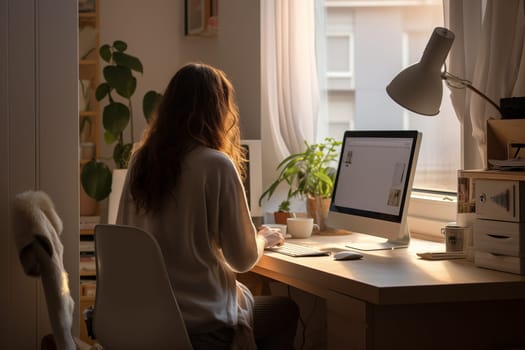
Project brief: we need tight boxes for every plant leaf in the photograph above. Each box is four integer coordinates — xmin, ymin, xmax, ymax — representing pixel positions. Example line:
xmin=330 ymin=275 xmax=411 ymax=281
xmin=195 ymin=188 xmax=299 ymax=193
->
xmin=95 ymin=83 xmax=110 ymax=101
xmin=118 ymin=76 xmax=137 ymax=99
xmin=103 ymin=102 xmax=130 ymax=137
xmin=143 ymin=90 xmax=162 ymax=123
xmin=81 ymin=160 xmax=112 ymax=201
xmin=278 ymin=200 xmax=290 ymax=212
xmin=113 ymin=40 xmax=128 ymax=52
xmin=103 ymin=66 xmax=136 ymax=98
xmin=103 ymin=65 xmax=129 ymax=86
xmin=259 ymin=137 xmax=342 ymax=208
xmin=104 ymin=130 xmax=117 ymax=144
xmin=113 ymin=51 xmax=143 ymax=73
xmin=100 ymin=44 xmax=112 ymax=62
xmin=314 ymin=172 xmax=333 ymax=191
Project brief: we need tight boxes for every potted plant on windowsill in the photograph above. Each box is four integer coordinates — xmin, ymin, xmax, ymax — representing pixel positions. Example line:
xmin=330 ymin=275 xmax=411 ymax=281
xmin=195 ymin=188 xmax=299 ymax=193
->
xmin=259 ymin=137 xmax=342 ymax=230
xmin=80 ymin=40 xmax=162 ymax=208
xmin=273 ymin=199 xmax=292 ymax=225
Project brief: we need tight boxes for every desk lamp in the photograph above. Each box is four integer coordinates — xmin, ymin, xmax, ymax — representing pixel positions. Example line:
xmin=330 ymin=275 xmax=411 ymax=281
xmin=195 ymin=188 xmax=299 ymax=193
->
xmin=386 ymin=27 xmax=502 ymax=116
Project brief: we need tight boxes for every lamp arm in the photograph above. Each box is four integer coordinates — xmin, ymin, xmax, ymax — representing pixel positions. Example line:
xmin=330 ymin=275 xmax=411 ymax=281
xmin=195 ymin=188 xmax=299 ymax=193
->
xmin=442 ymin=71 xmax=502 ymax=114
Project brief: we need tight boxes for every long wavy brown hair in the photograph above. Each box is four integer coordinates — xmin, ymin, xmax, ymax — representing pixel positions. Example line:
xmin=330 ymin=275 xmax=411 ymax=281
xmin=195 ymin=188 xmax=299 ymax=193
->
xmin=128 ymin=63 xmax=246 ymax=213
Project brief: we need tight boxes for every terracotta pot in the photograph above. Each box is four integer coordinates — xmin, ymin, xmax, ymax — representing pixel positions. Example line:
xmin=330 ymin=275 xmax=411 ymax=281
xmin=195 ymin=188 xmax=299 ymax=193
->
xmin=274 ymin=211 xmax=292 ymax=225
xmin=306 ymin=196 xmax=331 ymax=232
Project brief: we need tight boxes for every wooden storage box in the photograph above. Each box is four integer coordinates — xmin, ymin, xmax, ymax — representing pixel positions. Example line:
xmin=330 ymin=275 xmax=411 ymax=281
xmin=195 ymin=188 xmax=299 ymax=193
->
xmin=474 ymin=219 xmax=525 ymax=257
xmin=462 ymin=170 xmax=525 ymax=274
xmin=486 ymin=119 xmax=525 ymax=168
xmin=475 ymin=179 xmax=525 ymax=222
xmin=474 ymin=250 xmax=525 ymax=275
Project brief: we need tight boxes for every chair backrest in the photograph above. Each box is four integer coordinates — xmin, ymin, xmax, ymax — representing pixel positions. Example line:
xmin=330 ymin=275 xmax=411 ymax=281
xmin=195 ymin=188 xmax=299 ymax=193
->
xmin=93 ymin=224 xmax=192 ymax=350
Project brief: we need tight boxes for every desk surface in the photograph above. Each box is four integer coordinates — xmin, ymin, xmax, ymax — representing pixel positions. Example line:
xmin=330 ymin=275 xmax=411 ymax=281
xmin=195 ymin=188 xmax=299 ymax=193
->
xmin=253 ymin=233 xmax=525 ymax=305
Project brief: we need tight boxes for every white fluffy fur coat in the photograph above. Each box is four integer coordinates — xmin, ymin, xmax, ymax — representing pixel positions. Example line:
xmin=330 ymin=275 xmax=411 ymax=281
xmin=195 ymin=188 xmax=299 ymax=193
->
xmin=12 ymin=190 xmax=76 ymax=350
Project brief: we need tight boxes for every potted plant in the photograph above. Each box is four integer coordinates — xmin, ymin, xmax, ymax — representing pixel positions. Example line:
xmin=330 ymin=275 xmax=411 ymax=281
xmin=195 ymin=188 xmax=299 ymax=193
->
xmin=81 ymin=40 xmax=162 ymax=202
xmin=273 ymin=199 xmax=292 ymax=225
xmin=259 ymin=137 xmax=342 ymax=229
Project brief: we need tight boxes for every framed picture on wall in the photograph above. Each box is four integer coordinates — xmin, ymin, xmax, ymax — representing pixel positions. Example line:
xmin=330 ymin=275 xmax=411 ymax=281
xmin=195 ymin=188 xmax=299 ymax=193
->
xmin=184 ymin=0 xmax=218 ymax=36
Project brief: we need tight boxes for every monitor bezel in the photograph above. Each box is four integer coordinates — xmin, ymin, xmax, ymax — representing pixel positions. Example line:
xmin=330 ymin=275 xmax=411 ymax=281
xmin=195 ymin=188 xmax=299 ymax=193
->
xmin=326 ymin=130 xmax=421 ymax=249
xmin=329 ymin=130 xmax=420 ymax=223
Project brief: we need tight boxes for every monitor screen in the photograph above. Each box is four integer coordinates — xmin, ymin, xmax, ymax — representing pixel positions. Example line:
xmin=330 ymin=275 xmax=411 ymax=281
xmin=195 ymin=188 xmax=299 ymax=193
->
xmin=326 ymin=130 xmax=421 ymax=250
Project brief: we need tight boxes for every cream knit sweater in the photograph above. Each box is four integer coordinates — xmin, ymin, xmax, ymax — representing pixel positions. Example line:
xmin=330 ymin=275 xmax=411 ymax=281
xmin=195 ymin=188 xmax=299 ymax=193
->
xmin=117 ymin=146 xmax=262 ymax=348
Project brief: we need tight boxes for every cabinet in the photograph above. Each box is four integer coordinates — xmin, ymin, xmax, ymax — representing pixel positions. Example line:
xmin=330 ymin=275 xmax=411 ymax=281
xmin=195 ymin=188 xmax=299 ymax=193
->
xmin=78 ymin=0 xmax=100 ymax=344
xmin=459 ymin=169 xmax=525 ymax=275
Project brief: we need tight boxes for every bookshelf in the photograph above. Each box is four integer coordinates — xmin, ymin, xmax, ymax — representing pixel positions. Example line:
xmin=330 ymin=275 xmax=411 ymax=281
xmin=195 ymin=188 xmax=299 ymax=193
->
xmin=78 ymin=0 xmax=100 ymax=344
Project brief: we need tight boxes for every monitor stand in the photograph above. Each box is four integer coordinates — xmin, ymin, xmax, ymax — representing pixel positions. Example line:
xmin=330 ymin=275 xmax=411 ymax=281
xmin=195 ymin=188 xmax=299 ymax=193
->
xmin=345 ymin=229 xmax=410 ymax=251
xmin=345 ymin=239 xmax=408 ymax=251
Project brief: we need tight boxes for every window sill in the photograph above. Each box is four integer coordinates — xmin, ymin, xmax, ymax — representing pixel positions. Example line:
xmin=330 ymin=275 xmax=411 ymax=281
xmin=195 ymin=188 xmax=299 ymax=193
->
xmin=407 ymin=191 xmax=457 ymax=241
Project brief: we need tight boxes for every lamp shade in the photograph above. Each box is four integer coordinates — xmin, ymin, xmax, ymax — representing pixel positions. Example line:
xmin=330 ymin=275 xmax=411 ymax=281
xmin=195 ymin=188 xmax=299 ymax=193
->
xmin=386 ymin=27 xmax=455 ymax=116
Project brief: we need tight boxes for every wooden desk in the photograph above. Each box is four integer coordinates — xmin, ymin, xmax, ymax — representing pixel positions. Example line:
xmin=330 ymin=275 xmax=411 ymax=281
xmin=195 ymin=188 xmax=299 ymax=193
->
xmin=250 ymin=234 xmax=525 ymax=350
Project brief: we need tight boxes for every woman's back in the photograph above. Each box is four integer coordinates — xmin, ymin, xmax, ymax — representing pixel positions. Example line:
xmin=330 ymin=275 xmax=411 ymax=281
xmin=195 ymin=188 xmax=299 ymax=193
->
xmin=117 ymin=146 xmax=258 ymax=333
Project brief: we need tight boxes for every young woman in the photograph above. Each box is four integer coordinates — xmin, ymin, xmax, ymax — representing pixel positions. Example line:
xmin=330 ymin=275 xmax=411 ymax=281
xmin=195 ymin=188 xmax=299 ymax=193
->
xmin=116 ymin=63 xmax=298 ymax=349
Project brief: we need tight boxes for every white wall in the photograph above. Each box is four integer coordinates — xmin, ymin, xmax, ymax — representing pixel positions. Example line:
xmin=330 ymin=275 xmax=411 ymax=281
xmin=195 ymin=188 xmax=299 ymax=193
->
xmin=1 ymin=0 xmax=79 ymax=349
xmin=99 ymin=0 xmax=261 ymax=163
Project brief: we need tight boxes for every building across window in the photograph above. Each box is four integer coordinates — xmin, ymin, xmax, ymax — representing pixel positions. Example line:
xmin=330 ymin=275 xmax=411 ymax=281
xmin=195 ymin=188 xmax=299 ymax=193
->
xmin=317 ymin=0 xmax=460 ymax=193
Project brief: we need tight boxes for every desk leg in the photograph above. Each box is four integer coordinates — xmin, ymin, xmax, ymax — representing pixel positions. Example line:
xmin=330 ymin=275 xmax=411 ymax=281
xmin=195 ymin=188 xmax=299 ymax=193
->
xmin=326 ymin=290 xmax=366 ymax=350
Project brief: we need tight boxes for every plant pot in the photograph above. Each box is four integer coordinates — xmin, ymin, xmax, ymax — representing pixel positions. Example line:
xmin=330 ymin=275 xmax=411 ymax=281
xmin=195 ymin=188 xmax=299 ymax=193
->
xmin=274 ymin=211 xmax=292 ymax=225
xmin=107 ymin=169 xmax=127 ymax=224
xmin=306 ymin=196 xmax=331 ymax=232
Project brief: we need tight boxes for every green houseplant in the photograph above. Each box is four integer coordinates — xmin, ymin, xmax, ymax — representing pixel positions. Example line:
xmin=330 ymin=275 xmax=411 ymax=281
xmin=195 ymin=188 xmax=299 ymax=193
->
xmin=259 ymin=137 xmax=342 ymax=228
xmin=81 ymin=40 xmax=162 ymax=201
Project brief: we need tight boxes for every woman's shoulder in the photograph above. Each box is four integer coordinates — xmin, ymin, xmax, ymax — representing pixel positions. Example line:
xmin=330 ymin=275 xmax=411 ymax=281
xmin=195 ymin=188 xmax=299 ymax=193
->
xmin=189 ymin=146 xmax=235 ymax=171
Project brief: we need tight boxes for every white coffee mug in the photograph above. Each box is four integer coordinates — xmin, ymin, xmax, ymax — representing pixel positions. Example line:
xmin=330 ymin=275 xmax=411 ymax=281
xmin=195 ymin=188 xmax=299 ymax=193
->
xmin=441 ymin=222 xmax=471 ymax=252
xmin=287 ymin=217 xmax=319 ymax=238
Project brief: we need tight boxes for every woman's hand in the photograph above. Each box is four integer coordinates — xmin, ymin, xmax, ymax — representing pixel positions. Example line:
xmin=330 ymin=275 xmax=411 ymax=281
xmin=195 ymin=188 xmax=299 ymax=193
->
xmin=257 ymin=226 xmax=285 ymax=248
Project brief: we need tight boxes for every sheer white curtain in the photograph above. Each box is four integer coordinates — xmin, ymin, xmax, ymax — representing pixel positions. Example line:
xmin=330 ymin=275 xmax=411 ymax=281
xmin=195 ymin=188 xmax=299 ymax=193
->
xmin=445 ymin=0 xmax=525 ymax=168
xmin=261 ymin=0 xmax=319 ymax=166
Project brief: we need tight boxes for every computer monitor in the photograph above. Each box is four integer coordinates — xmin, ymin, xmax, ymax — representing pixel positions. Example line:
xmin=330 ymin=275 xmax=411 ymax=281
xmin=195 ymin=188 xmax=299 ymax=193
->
xmin=326 ymin=130 xmax=422 ymax=250
xmin=241 ymin=140 xmax=263 ymax=218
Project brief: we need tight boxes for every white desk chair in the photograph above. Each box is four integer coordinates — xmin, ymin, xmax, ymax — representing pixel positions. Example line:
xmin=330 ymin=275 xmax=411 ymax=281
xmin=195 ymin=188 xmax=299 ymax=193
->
xmin=93 ymin=224 xmax=192 ymax=350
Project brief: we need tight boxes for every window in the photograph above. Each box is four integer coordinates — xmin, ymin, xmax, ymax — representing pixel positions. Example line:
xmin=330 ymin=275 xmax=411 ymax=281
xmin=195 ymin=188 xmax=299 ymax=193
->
xmin=317 ymin=0 xmax=460 ymax=193
xmin=316 ymin=0 xmax=459 ymax=237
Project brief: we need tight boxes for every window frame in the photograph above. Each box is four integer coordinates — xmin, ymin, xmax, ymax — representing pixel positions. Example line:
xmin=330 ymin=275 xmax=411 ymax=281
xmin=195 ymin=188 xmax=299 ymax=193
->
xmin=326 ymin=32 xmax=354 ymax=83
xmin=321 ymin=0 xmax=457 ymax=240
xmin=408 ymin=190 xmax=456 ymax=240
